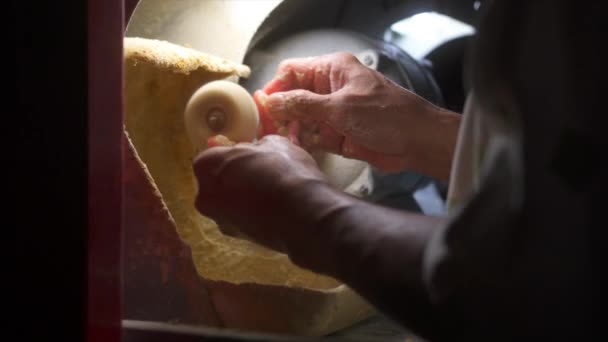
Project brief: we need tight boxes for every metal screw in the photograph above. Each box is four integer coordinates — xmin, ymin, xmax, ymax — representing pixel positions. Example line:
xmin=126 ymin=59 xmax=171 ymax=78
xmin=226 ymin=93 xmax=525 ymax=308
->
xmin=207 ymin=108 xmax=226 ymax=132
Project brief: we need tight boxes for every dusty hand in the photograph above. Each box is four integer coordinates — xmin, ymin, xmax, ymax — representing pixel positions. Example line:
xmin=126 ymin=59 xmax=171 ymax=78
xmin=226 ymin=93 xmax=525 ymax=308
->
xmin=193 ymin=135 xmax=350 ymax=253
xmin=256 ymin=52 xmax=460 ymax=179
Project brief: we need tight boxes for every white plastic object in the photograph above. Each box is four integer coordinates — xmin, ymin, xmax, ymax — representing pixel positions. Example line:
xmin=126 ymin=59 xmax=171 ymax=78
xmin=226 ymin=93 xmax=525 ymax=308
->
xmin=184 ymin=80 xmax=259 ymax=149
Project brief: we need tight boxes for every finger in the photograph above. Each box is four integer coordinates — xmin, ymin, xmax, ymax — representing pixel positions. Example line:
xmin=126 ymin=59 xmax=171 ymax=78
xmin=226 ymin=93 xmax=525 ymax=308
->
xmin=207 ymin=134 xmax=236 ymax=148
xmin=257 ymin=134 xmax=291 ymax=145
xmin=253 ymin=90 xmax=281 ymax=137
xmin=262 ymin=56 xmax=330 ymax=94
xmin=287 ymin=120 xmax=301 ymax=146
xmin=262 ymin=52 xmax=364 ymax=95
xmin=265 ymin=89 xmax=332 ymax=121
xmin=192 ymin=145 xmax=236 ymax=193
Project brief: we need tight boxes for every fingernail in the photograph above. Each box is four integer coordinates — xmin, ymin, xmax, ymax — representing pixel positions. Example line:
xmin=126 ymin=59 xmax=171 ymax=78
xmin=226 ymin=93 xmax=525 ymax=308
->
xmin=277 ymin=72 xmax=289 ymax=82
xmin=295 ymin=71 xmax=305 ymax=83
xmin=266 ymin=93 xmax=285 ymax=117
xmin=256 ymin=91 xmax=268 ymax=107
xmin=207 ymin=135 xmax=236 ymax=148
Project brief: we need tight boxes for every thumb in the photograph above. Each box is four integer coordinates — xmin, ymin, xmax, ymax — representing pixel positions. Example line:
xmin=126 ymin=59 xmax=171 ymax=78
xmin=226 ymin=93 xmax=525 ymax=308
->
xmin=265 ymin=89 xmax=331 ymax=121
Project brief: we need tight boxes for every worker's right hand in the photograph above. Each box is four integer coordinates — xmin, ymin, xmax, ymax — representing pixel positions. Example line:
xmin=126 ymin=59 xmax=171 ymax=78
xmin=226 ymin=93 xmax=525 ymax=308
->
xmin=256 ymin=52 xmax=460 ymax=178
xmin=193 ymin=135 xmax=352 ymax=255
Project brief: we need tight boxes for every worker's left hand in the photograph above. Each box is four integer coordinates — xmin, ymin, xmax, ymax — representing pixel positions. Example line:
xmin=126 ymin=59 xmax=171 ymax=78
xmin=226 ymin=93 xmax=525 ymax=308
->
xmin=193 ymin=135 xmax=349 ymax=253
xmin=252 ymin=52 xmax=460 ymax=180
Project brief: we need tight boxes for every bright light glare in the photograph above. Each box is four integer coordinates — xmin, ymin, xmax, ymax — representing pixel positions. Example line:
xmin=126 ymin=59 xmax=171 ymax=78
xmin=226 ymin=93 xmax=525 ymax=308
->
xmin=387 ymin=12 xmax=475 ymax=60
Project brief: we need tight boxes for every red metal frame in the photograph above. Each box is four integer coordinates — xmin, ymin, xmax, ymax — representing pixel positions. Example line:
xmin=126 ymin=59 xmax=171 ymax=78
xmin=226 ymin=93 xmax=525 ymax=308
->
xmin=87 ymin=2 xmax=215 ymax=340
xmin=87 ymin=0 xmax=124 ymax=341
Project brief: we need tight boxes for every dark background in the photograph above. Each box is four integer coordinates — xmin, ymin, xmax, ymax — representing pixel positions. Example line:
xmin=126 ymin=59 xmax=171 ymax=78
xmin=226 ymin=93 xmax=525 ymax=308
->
xmin=15 ymin=0 xmax=88 ymax=339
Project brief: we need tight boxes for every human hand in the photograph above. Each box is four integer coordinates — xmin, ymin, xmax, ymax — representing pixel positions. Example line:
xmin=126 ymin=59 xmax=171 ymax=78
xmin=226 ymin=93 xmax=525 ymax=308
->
xmin=254 ymin=52 xmax=460 ymax=179
xmin=193 ymin=135 xmax=351 ymax=253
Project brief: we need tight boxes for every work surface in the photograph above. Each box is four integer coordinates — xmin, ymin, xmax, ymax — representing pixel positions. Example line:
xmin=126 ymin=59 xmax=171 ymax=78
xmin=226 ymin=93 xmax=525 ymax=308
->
xmin=329 ymin=315 xmax=423 ymax=342
xmin=123 ymin=316 xmax=425 ymax=342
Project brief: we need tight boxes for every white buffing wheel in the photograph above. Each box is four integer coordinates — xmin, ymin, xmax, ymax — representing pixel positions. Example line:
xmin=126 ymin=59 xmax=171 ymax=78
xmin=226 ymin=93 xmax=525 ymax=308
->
xmin=184 ymin=80 xmax=259 ymax=149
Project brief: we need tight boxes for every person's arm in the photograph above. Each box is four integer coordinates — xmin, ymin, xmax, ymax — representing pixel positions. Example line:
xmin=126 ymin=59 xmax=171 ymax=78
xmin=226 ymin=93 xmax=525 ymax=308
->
xmin=193 ymin=136 xmax=443 ymax=338
xmin=287 ymin=180 xmax=444 ymax=337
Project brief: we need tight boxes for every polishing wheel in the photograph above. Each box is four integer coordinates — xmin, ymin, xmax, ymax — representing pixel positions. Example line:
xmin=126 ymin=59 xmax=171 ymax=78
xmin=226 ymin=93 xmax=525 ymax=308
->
xmin=184 ymin=80 xmax=260 ymax=149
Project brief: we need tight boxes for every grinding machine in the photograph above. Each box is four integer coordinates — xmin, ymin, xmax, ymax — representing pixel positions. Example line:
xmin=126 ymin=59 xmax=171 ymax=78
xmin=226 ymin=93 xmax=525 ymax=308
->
xmin=121 ymin=0 xmax=480 ymax=340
